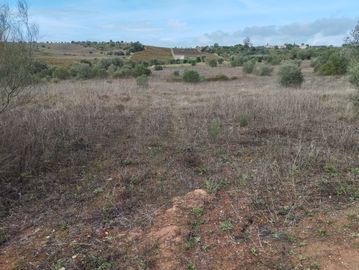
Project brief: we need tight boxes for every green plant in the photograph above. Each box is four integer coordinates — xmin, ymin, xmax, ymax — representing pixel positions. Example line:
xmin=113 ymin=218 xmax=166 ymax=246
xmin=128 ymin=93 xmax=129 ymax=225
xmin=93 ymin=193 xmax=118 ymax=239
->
xmin=71 ymin=63 xmax=94 ymax=80
xmin=243 ymin=60 xmax=256 ymax=74
xmin=206 ymin=74 xmax=230 ymax=81
xmin=187 ymin=261 xmax=197 ymax=270
xmin=266 ymin=54 xmax=282 ymax=65
xmin=136 ymin=74 xmax=149 ymax=88
xmin=183 ymin=70 xmax=200 ymax=83
xmin=238 ymin=115 xmax=250 ymax=127
xmin=349 ymin=64 xmax=359 ymax=88
xmin=318 ymin=52 xmax=348 ymax=75
xmin=249 ymin=247 xmax=258 ymax=256
xmin=0 ymin=230 xmax=8 ymax=245
xmin=192 ymin=207 xmax=204 ymax=217
xmin=310 ymin=262 xmax=321 ymax=269
xmin=209 ymin=121 xmax=221 ymax=140
xmin=53 ymin=67 xmax=71 ymax=80
xmin=51 ymin=259 xmax=65 ymax=270
xmin=154 ymin=65 xmax=163 ymax=71
xmin=205 ymin=179 xmax=226 ymax=194
xmin=219 ymin=219 xmax=233 ymax=232
xmin=278 ymin=64 xmax=304 ymax=87
xmin=207 ymin=59 xmax=218 ymax=67
xmin=255 ymin=65 xmax=273 ymax=76
xmin=185 ymin=235 xmax=201 ymax=250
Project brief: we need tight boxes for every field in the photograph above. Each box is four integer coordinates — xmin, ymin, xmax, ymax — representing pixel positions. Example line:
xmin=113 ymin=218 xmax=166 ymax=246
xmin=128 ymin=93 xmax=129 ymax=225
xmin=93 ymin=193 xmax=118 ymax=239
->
xmin=0 ymin=62 xmax=359 ymax=269
xmin=131 ymin=46 xmax=175 ymax=62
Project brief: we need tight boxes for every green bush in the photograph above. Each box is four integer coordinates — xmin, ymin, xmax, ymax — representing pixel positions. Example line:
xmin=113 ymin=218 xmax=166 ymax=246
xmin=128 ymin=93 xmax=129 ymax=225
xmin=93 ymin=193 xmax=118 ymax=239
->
xmin=266 ymin=54 xmax=282 ymax=65
xmin=313 ymin=51 xmax=349 ymax=76
xmin=71 ymin=63 xmax=94 ymax=80
xmin=279 ymin=64 xmax=304 ymax=87
xmin=206 ymin=74 xmax=230 ymax=81
xmin=183 ymin=70 xmax=200 ymax=83
xmin=349 ymin=64 xmax=359 ymax=88
xmin=255 ymin=65 xmax=273 ymax=76
xmin=136 ymin=74 xmax=149 ymax=88
xmin=318 ymin=52 xmax=348 ymax=75
xmin=154 ymin=65 xmax=163 ymax=71
xmin=113 ymin=67 xmax=133 ymax=78
xmin=132 ymin=64 xmax=151 ymax=77
xmin=53 ymin=67 xmax=71 ymax=80
xmin=230 ymin=56 xmax=246 ymax=67
xmin=243 ymin=60 xmax=256 ymax=74
xmin=208 ymin=59 xmax=218 ymax=67
xmin=218 ymin=58 xmax=224 ymax=64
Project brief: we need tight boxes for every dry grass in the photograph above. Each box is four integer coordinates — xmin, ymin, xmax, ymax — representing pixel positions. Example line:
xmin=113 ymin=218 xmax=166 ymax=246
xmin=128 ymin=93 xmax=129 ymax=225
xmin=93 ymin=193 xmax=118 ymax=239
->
xmin=0 ymin=62 xmax=358 ymax=269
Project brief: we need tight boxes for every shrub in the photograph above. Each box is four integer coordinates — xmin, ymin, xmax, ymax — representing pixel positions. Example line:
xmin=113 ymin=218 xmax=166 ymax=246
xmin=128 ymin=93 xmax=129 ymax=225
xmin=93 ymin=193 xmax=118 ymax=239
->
xmin=206 ymin=74 xmax=230 ymax=81
xmin=243 ymin=60 xmax=256 ymax=74
xmin=314 ymin=51 xmax=349 ymax=76
xmin=154 ymin=65 xmax=163 ymax=71
xmin=255 ymin=65 xmax=273 ymax=76
xmin=349 ymin=64 xmax=359 ymax=89
xmin=71 ymin=63 xmax=94 ymax=80
xmin=136 ymin=74 xmax=149 ymax=88
xmin=133 ymin=64 xmax=151 ymax=77
xmin=230 ymin=56 xmax=246 ymax=67
xmin=113 ymin=67 xmax=133 ymax=78
xmin=53 ymin=67 xmax=71 ymax=80
xmin=279 ymin=64 xmax=304 ymax=88
xmin=318 ymin=52 xmax=348 ymax=75
xmin=218 ymin=58 xmax=224 ymax=64
xmin=238 ymin=115 xmax=250 ymax=127
xmin=208 ymin=59 xmax=218 ymax=68
xmin=266 ymin=54 xmax=282 ymax=65
xmin=183 ymin=70 xmax=200 ymax=83
xmin=173 ymin=71 xmax=180 ymax=76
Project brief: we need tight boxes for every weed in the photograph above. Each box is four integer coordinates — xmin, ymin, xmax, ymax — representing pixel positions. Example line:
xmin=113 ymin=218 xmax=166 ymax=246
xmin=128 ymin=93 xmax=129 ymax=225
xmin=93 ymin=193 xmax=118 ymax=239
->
xmin=249 ymin=247 xmax=258 ymax=256
xmin=238 ymin=114 xmax=250 ymax=127
xmin=201 ymin=244 xmax=209 ymax=252
xmin=318 ymin=229 xmax=327 ymax=237
xmin=205 ymin=179 xmax=226 ymax=195
xmin=0 ymin=230 xmax=8 ymax=245
xmin=136 ymin=74 xmax=149 ymax=88
xmin=192 ymin=208 xmax=204 ymax=217
xmin=51 ymin=259 xmax=65 ymax=270
xmin=187 ymin=261 xmax=197 ymax=270
xmin=209 ymin=121 xmax=221 ymax=141
xmin=310 ymin=262 xmax=321 ymax=269
xmin=185 ymin=234 xmax=201 ymax=250
xmin=220 ymin=220 xmax=233 ymax=232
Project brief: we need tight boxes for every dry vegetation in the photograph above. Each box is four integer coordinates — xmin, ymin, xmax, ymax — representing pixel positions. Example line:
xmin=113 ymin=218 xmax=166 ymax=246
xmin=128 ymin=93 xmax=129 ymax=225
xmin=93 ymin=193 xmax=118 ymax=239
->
xmin=0 ymin=62 xmax=359 ymax=269
xmin=131 ymin=46 xmax=174 ymax=62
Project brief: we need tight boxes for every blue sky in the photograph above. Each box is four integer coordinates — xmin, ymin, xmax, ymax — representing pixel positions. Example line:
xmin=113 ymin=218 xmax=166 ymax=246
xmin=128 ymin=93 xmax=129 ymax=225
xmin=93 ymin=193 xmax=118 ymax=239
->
xmin=12 ymin=0 xmax=359 ymax=47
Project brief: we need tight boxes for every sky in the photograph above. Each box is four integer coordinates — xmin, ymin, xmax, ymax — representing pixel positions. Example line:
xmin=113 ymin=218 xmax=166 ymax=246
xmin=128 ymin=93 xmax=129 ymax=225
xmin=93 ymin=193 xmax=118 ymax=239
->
xmin=9 ymin=0 xmax=359 ymax=47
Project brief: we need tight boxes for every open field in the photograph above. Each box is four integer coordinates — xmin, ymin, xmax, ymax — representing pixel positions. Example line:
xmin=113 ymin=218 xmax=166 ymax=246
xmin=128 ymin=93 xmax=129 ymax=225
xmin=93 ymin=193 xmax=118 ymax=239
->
xmin=131 ymin=46 xmax=174 ymax=62
xmin=0 ymin=62 xmax=359 ymax=269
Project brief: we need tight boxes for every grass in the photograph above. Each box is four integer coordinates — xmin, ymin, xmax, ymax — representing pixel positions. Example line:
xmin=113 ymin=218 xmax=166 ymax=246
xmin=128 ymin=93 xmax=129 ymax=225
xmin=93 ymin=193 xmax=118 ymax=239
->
xmin=1 ymin=62 xmax=359 ymax=269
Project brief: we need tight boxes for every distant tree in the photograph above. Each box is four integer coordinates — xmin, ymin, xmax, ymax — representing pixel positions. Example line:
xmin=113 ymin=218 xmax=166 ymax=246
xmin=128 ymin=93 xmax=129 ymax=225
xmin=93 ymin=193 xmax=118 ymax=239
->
xmin=243 ymin=37 xmax=252 ymax=48
xmin=0 ymin=0 xmax=38 ymax=113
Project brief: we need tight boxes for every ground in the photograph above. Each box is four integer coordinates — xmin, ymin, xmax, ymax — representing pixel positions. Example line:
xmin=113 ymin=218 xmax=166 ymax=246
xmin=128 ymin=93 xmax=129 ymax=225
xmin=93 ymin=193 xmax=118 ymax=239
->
xmin=0 ymin=62 xmax=358 ymax=269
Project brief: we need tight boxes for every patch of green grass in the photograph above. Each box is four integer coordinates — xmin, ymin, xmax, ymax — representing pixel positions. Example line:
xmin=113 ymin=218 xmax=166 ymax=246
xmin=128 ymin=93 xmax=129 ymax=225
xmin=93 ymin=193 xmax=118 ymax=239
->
xmin=0 ymin=230 xmax=8 ymax=245
xmin=209 ymin=121 xmax=221 ymax=141
xmin=187 ymin=261 xmax=197 ymax=270
xmin=51 ymin=259 xmax=65 ymax=270
xmin=185 ymin=235 xmax=201 ymax=250
xmin=192 ymin=208 xmax=204 ymax=217
xmin=310 ymin=262 xmax=321 ymax=269
xmin=238 ymin=114 xmax=250 ymax=127
xmin=220 ymin=220 xmax=233 ymax=232
xmin=205 ymin=179 xmax=226 ymax=195
xmin=249 ymin=247 xmax=258 ymax=256
xmin=319 ymin=229 xmax=328 ymax=237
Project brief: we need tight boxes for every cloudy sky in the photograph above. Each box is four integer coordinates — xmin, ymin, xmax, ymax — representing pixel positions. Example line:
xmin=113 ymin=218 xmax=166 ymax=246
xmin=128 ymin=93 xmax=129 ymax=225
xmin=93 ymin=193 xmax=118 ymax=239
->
xmin=12 ymin=0 xmax=359 ymax=47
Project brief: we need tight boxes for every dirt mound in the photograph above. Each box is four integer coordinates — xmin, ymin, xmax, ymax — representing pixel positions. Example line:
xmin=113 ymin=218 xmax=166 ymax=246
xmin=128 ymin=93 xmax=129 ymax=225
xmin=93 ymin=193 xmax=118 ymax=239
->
xmin=127 ymin=189 xmax=211 ymax=270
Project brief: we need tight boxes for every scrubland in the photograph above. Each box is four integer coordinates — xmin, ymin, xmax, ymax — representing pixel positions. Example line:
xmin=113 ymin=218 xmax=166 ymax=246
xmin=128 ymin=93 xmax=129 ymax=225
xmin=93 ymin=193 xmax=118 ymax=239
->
xmin=0 ymin=62 xmax=359 ymax=269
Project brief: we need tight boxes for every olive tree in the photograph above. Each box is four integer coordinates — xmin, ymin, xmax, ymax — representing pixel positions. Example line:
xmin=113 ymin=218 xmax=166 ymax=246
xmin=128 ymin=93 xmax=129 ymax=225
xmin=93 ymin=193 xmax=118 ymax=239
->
xmin=0 ymin=0 xmax=38 ymax=113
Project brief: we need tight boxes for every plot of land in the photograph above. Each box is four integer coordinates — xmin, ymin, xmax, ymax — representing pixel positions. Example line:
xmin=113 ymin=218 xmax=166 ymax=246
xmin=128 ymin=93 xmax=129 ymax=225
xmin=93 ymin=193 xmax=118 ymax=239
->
xmin=0 ymin=62 xmax=358 ymax=269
